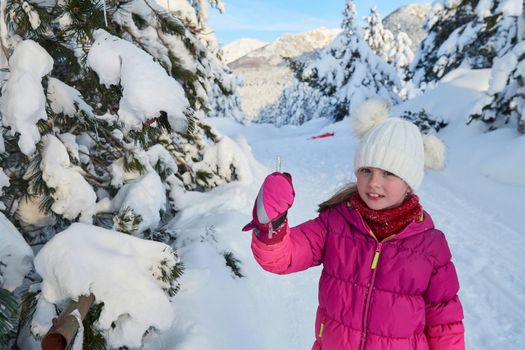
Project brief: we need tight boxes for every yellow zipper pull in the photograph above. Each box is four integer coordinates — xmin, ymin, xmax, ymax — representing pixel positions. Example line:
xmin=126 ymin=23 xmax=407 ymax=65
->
xmin=319 ymin=322 xmax=325 ymax=337
xmin=371 ymin=243 xmax=383 ymax=270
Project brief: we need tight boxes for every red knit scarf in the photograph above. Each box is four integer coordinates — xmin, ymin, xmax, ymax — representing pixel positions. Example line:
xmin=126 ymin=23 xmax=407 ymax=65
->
xmin=348 ymin=192 xmax=423 ymax=241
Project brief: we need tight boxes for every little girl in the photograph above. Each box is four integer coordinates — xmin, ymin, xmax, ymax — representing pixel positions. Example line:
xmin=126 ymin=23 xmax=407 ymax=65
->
xmin=243 ymin=98 xmax=465 ymax=350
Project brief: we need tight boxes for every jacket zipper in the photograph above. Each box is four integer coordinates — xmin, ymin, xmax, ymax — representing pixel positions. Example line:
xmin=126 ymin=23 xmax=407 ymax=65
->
xmin=359 ymin=234 xmax=395 ymax=350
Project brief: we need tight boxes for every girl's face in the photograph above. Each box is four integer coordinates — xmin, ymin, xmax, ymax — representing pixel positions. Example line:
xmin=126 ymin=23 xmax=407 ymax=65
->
xmin=356 ymin=167 xmax=410 ymax=210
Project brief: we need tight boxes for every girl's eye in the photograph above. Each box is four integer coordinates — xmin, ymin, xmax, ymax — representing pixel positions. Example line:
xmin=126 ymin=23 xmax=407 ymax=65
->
xmin=360 ymin=168 xmax=371 ymax=174
xmin=384 ymin=171 xmax=396 ymax=177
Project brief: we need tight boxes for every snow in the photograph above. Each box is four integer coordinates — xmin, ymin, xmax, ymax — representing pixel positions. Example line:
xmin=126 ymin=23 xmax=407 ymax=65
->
xmin=229 ymin=28 xmax=340 ymax=120
xmin=87 ymin=29 xmax=189 ymax=133
xmin=16 ymin=195 xmax=56 ymax=229
xmin=29 ymin=295 xmax=55 ymax=338
xmin=21 ymin=1 xmax=41 ymax=30
xmin=157 ymin=0 xmax=198 ymax=26
xmin=47 ymin=78 xmax=94 ymax=117
xmin=138 ymin=67 xmax=524 ymax=349
xmin=0 ymin=168 xmax=9 ymax=210
xmin=478 ymin=135 xmax=525 ymax=186
xmin=146 ymin=144 xmax=179 ymax=175
xmin=220 ymin=38 xmax=268 ymax=63
xmin=383 ymin=3 xmax=431 ymax=52
xmin=0 ymin=212 xmax=33 ymax=291
xmin=476 ymin=0 xmax=493 ymax=18
xmin=34 ymin=223 xmax=179 ymax=348
xmin=496 ymin=0 xmax=522 ymax=16
xmin=238 ymin=28 xmax=342 ymax=66
xmin=111 ymin=171 xmax=167 ymax=233
xmin=1 ymin=3 xmax=522 ymax=348
xmin=487 ymin=44 xmax=520 ymax=94
xmin=40 ymin=135 xmax=97 ymax=223
xmin=193 ymin=135 xmax=252 ymax=182
xmin=270 ymin=27 xmax=400 ymax=125
xmin=0 ymin=40 xmax=53 ymax=155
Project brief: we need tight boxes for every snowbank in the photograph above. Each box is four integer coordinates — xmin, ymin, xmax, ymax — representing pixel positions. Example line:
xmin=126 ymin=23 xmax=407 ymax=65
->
xmin=34 ymin=223 xmax=179 ymax=348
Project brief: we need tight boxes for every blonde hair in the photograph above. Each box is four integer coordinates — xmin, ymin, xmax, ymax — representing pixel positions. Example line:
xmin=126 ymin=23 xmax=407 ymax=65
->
xmin=318 ymin=183 xmax=358 ymax=213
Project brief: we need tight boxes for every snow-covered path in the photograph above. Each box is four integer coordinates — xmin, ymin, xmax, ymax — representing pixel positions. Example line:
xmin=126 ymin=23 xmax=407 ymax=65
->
xmin=144 ymin=113 xmax=524 ymax=349
xmin=211 ymin=117 xmax=525 ymax=349
xmin=422 ymin=181 xmax=525 ymax=348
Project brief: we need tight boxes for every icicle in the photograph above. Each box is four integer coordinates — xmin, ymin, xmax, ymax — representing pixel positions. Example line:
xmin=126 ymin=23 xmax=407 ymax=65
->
xmin=276 ymin=155 xmax=282 ymax=172
xmin=103 ymin=0 xmax=108 ymax=27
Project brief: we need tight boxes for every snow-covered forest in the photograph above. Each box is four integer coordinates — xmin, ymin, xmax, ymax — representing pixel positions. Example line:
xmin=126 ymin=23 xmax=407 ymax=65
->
xmin=0 ymin=0 xmax=524 ymax=349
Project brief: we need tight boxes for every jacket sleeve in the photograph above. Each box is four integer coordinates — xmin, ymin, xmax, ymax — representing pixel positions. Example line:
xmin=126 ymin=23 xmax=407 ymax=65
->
xmin=424 ymin=231 xmax=465 ymax=350
xmin=250 ymin=211 xmax=328 ymax=275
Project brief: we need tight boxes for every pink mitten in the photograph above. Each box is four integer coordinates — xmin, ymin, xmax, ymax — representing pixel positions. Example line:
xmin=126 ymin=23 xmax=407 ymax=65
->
xmin=242 ymin=172 xmax=295 ymax=237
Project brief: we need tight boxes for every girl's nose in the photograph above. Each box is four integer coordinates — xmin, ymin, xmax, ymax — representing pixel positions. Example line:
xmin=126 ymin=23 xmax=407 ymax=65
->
xmin=369 ymin=170 xmax=382 ymax=188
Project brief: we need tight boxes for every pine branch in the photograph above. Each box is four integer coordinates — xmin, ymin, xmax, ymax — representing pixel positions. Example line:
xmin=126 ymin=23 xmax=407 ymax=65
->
xmin=0 ymin=288 xmax=18 ymax=345
xmin=141 ymin=0 xmax=185 ymax=37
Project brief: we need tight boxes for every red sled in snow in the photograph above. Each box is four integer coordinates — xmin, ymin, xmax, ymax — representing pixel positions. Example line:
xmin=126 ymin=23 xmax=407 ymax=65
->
xmin=309 ymin=132 xmax=335 ymax=140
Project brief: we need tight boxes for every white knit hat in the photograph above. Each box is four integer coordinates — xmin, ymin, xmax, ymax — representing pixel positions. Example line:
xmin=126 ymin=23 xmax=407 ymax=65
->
xmin=351 ymin=97 xmax=446 ymax=191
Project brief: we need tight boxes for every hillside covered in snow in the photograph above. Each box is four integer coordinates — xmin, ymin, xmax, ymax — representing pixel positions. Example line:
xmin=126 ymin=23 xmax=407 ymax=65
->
xmin=228 ymin=3 xmax=431 ymax=122
xmin=220 ymin=39 xmax=268 ymax=64
xmin=383 ymin=3 xmax=432 ymax=52
xmin=227 ymin=28 xmax=341 ymax=120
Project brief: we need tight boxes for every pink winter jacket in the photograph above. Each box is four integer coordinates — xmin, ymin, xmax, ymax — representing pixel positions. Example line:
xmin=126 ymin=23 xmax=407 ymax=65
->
xmin=251 ymin=201 xmax=465 ymax=350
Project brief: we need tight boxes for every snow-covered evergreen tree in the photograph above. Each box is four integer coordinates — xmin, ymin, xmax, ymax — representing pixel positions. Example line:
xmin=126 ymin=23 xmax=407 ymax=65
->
xmin=389 ymin=31 xmax=414 ymax=77
xmin=389 ymin=31 xmax=418 ymax=99
xmin=341 ymin=0 xmax=358 ymax=32
xmin=363 ymin=6 xmax=394 ymax=61
xmin=256 ymin=0 xmax=400 ymax=126
xmin=0 ymin=0 xmax=245 ymax=348
xmin=299 ymin=0 xmax=401 ymax=118
xmin=411 ymin=0 xmax=522 ymax=88
xmin=470 ymin=40 xmax=525 ymax=133
xmin=256 ymin=81 xmax=337 ymax=127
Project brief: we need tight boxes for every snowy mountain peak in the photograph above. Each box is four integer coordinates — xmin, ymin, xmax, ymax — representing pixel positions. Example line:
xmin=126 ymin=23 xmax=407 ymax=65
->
xmin=227 ymin=27 xmax=341 ymax=120
xmin=231 ymin=27 xmax=341 ymax=67
xmin=220 ymin=38 xmax=268 ymax=64
xmin=383 ymin=3 xmax=432 ymax=51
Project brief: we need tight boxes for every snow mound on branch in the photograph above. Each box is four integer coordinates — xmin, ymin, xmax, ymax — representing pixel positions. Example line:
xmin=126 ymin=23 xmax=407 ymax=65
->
xmin=194 ymin=135 xmax=251 ymax=181
xmin=111 ymin=171 xmax=167 ymax=233
xmin=47 ymin=78 xmax=94 ymax=117
xmin=0 ymin=212 xmax=33 ymax=291
xmin=40 ymin=135 xmax=97 ymax=223
xmin=0 ymin=40 xmax=53 ymax=155
xmin=34 ymin=223 xmax=178 ymax=348
xmin=87 ymin=29 xmax=189 ymax=133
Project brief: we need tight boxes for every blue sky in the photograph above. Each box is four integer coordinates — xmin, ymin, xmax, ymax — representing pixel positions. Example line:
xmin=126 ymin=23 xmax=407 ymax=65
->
xmin=209 ymin=0 xmax=432 ymax=45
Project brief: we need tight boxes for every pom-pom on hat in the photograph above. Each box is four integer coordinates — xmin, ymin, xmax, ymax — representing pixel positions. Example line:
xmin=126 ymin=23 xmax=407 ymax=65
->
xmin=351 ymin=97 xmax=446 ymax=191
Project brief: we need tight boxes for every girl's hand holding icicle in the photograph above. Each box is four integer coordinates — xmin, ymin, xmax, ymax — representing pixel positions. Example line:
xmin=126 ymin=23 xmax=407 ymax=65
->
xmin=242 ymin=172 xmax=295 ymax=241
